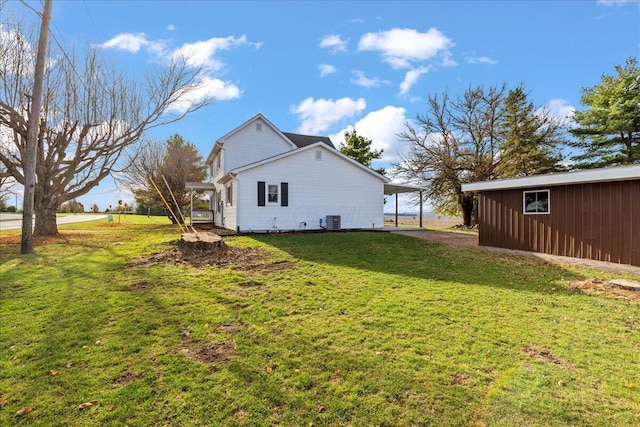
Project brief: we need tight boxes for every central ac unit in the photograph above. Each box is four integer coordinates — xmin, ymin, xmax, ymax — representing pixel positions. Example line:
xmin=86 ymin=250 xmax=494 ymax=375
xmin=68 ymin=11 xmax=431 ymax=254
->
xmin=326 ymin=215 xmax=341 ymax=231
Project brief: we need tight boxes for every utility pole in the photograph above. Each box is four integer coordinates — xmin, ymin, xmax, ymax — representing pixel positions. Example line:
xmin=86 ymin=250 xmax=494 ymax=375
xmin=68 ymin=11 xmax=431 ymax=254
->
xmin=21 ymin=0 xmax=52 ymax=254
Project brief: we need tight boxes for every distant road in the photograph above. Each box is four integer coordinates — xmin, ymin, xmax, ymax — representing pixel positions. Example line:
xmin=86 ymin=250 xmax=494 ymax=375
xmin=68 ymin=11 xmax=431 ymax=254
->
xmin=0 ymin=213 xmax=107 ymax=231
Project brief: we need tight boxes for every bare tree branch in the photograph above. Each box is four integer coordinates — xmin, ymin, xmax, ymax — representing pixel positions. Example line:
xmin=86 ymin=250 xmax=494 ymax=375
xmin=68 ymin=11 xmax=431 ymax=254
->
xmin=0 ymin=13 xmax=213 ymax=235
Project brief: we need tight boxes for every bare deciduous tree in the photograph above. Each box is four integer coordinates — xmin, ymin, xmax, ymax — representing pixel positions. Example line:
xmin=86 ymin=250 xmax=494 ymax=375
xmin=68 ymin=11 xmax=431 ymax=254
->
xmin=394 ymin=84 xmax=507 ymax=226
xmin=0 ymin=11 xmax=211 ymax=235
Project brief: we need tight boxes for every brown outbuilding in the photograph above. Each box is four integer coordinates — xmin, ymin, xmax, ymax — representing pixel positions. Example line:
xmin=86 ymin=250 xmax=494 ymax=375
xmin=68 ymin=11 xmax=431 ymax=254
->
xmin=462 ymin=165 xmax=640 ymax=267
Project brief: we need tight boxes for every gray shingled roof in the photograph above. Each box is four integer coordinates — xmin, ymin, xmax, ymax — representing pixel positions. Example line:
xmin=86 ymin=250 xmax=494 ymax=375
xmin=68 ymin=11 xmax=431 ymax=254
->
xmin=282 ymin=132 xmax=335 ymax=149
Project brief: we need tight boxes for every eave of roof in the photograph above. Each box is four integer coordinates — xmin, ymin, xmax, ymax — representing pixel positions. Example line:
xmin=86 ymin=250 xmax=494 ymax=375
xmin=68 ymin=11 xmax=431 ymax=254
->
xmin=219 ymin=141 xmax=390 ymax=183
xmin=461 ymin=165 xmax=640 ymax=192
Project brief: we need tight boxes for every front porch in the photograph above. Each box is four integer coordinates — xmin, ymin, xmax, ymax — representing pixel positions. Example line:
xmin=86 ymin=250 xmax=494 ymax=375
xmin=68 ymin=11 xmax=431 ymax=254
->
xmin=186 ymin=182 xmax=217 ymax=226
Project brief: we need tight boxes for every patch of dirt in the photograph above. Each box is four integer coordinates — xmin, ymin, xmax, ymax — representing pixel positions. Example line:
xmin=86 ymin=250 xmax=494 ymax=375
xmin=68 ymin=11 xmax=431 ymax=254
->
xmin=129 ymin=241 xmax=296 ymax=274
xmin=567 ymin=278 xmax=640 ymax=301
xmin=121 ymin=281 xmax=151 ymax=292
xmin=449 ymin=372 xmax=473 ymax=385
xmin=215 ymin=324 xmax=241 ymax=334
xmin=113 ymin=372 xmax=144 ymax=385
xmin=523 ymin=345 xmax=573 ymax=369
xmin=129 ymin=243 xmax=269 ymax=269
xmin=179 ymin=341 xmax=239 ymax=364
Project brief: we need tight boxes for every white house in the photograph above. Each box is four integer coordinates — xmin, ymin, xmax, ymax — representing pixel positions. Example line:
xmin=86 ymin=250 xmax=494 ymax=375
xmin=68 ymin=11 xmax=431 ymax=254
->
xmin=189 ymin=113 xmax=392 ymax=233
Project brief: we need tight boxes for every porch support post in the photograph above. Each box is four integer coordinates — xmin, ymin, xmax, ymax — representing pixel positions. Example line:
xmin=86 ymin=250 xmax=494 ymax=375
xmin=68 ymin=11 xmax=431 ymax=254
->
xmin=395 ymin=194 xmax=398 ymax=227
xmin=419 ymin=190 xmax=423 ymax=229
xmin=189 ymin=189 xmax=194 ymax=226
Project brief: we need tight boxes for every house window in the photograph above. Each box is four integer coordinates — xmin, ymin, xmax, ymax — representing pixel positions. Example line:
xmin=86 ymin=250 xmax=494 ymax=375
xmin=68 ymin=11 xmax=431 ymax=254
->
xmin=226 ymin=183 xmax=233 ymax=206
xmin=268 ymin=184 xmax=278 ymax=203
xmin=216 ymin=191 xmax=222 ymax=213
xmin=523 ymin=190 xmax=550 ymax=214
xmin=216 ymin=154 xmax=221 ymax=171
xmin=315 ymin=150 xmax=322 ymax=161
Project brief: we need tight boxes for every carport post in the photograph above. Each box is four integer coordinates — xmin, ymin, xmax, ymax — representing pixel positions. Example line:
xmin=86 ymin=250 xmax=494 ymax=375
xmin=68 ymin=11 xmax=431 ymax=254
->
xmin=395 ymin=194 xmax=398 ymax=227
xmin=419 ymin=190 xmax=423 ymax=228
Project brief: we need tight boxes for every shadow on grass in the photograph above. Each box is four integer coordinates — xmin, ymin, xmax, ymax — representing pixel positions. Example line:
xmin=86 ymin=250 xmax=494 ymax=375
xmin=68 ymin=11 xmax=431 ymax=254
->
xmin=251 ymin=231 xmax=586 ymax=295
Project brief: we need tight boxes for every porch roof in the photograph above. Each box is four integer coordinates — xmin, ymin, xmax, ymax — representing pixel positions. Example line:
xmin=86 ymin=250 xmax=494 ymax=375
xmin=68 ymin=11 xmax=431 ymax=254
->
xmin=185 ymin=182 xmax=216 ymax=191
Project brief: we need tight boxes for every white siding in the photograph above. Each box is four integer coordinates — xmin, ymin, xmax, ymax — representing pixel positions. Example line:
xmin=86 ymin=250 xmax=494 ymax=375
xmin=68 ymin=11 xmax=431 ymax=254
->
xmin=222 ymin=180 xmax=237 ymax=231
xmin=223 ymin=118 xmax=293 ymax=173
xmin=235 ymin=146 xmax=384 ymax=232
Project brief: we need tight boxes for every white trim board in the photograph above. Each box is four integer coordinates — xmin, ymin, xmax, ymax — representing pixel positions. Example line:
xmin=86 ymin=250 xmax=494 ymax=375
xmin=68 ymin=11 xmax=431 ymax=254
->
xmin=462 ymin=165 xmax=640 ymax=192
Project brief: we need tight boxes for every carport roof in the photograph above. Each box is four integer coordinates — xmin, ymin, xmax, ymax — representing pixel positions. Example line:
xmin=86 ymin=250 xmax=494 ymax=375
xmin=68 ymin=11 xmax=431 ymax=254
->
xmin=384 ymin=183 xmax=427 ymax=195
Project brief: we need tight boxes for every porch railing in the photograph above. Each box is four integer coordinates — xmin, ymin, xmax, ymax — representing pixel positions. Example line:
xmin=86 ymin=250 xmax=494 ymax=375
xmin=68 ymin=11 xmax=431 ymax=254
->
xmin=190 ymin=209 xmax=214 ymax=224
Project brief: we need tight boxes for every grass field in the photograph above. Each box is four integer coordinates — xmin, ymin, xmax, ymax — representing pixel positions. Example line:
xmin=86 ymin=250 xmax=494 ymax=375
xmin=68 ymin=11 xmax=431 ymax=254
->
xmin=1 ymin=216 xmax=639 ymax=426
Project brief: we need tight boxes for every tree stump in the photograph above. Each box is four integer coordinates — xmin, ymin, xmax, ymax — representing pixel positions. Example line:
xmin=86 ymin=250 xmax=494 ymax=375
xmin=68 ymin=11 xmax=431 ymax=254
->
xmin=179 ymin=232 xmax=225 ymax=252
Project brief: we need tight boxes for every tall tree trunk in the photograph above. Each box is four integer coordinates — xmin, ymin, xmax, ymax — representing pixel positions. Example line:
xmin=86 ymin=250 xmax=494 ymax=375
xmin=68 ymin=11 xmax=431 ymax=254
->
xmin=460 ymin=193 xmax=475 ymax=227
xmin=34 ymin=202 xmax=59 ymax=236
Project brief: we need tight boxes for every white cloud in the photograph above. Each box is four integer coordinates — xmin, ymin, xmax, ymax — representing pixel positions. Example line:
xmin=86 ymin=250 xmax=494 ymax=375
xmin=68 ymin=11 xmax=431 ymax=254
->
xmin=597 ymin=0 xmax=632 ymax=5
xmin=98 ymin=33 xmax=164 ymax=54
xmin=291 ymin=97 xmax=366 ymax=134
xmin=320 ymin=34 xmax=348 ymax=53
xmin=167 ymin=76 xmax=241 ymax=114
xmin=329 ymin=106 xmax=408 ymax=162
xmin=441 ymin=51 xmax=458 ymax=67
xmin=0 ymin=25 xmax=37 ymax=74
xmin=467 ymin=54 xmax=498 ymax=65
xmin=358 ymin=28 xmax=455 ymax=69
xmin=399 ymin=66 xmax=431 ymax=96
xmin=97 ymin=30 xmax=260 ymax=116
xmin=351 ymin=70 xmax=390 ymax=88
xmin=538 ymin=98 xmax=576 ymax=126
xmin=171 ymin=35 xmax=253 ymax=71
xmin=319 ymin=64 xmax=338 ymax=77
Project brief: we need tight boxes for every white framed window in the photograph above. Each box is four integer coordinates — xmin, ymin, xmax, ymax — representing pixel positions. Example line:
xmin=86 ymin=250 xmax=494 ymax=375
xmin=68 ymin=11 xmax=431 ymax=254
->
xmin=226 ymin=183 xmax=233 ymax=206
xmin=216 ymin=190 xmax=222 ymax=213
xmin=216 ymin=154 xmax=221 ymax=171
xmin=268 ymin=184 xmax=278 ymax=203
xmin=523 ymin=189 xmax=550 ymax=214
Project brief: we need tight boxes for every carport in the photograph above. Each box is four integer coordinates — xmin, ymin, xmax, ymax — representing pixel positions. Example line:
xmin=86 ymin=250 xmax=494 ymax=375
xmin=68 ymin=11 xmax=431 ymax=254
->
xmin=384 ymin=183 xmax=428 ymax=228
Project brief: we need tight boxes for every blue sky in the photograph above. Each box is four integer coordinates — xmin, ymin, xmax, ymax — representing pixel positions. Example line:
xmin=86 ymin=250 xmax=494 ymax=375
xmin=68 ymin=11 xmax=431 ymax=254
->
xmin=5 ymin=0 xmax=640 ymax=213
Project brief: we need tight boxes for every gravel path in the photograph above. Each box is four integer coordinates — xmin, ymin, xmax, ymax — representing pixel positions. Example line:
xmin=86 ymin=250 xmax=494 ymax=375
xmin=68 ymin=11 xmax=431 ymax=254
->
xmin=391 ymin=229 xmax=640 ymax=276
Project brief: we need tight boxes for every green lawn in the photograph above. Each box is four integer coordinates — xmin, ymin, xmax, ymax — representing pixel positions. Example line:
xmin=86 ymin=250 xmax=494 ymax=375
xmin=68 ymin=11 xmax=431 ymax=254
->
xmin=1 ymin=217 xmax=639 ymax=426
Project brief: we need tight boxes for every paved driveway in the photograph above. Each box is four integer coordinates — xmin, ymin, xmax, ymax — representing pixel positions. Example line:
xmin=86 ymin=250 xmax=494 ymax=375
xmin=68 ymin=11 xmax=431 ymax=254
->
xmin=0 ymin=213 xmax=107 ymax=231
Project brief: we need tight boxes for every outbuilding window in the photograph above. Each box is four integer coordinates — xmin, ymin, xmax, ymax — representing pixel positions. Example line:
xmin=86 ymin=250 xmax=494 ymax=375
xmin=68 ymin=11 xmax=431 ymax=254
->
xmin=523 ymin=189 xmax=550 ymax=214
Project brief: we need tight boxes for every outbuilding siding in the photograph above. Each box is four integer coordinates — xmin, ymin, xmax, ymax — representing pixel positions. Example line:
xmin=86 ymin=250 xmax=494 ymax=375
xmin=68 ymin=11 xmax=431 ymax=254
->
xmin=478 ymin=180 xmax=640 ymax=266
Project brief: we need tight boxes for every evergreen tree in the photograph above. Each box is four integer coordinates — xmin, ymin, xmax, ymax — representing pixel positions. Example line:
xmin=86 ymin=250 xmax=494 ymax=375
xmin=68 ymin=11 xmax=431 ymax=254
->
xmin=124 ymin=134 xmax=207 ymax=224
xmin=496 ymin=85 xmax=565 ymax=177
xmin=571 ymin=57 xmax=640 ymax=168
xmin=340 ymin=130 xmax=385 ymax=175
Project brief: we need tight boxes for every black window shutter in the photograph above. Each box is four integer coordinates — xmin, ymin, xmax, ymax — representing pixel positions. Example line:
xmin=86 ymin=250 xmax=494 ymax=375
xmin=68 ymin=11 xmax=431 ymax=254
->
xmin=258 ymin=181 xmax=265 ymax=206
xmin=281 ymin=182 xmax=288 ymax=207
